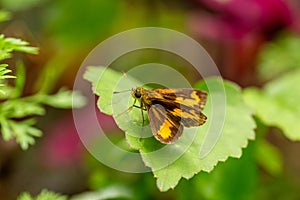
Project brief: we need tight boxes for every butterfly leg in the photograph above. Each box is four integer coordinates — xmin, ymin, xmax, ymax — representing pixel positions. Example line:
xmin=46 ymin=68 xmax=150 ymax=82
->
xmin=132 ymin=100 xmax=146 ymax=126
xmin=132 ymin=105 xmax=146 ymax=111
xmin=115 ymin=99 xmax=137 ymax=118
xmin=132 ymin=103 xmax=146 ymax=126
xmin=140 ymin=102 xmax=145 ymax=127
xmin=139 ymin=102 xmax=145 ymax=142
xmin=114 ymin=106 xmax=133 ymax=118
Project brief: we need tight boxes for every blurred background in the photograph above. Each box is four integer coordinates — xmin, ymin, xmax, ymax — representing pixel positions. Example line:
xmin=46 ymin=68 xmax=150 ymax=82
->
xmin=1 ymin=0 xmax=300 ymax=199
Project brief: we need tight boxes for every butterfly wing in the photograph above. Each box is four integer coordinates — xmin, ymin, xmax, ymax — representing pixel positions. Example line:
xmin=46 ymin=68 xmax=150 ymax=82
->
xmin=151 ymin=88 xmax=207 ymax=127
xmin=148 ymin=104 xmax=183 ymax=144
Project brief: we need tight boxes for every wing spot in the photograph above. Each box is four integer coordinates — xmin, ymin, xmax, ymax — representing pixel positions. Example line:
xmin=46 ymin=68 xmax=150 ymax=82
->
xmin=158 ymin=120 xmax=173 ymax=139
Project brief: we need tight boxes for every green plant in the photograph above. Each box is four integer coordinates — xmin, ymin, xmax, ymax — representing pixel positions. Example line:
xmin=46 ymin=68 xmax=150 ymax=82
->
xmin=18 ymin=186 xmax=132 ymax=200
xmin=18 ymin=190 xmax=67 ymax=200
xmin=0 ymin=10 xmax=86 ymax=150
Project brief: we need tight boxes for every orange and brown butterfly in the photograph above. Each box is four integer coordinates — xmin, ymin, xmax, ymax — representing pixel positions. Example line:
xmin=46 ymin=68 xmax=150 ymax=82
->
xmin=129 ymin=87 xmax=207 ymax=144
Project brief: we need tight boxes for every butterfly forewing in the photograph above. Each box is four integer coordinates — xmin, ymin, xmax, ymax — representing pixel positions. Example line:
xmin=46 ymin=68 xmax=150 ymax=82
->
xmin=150 ymin=88 xmax=207 ymax=126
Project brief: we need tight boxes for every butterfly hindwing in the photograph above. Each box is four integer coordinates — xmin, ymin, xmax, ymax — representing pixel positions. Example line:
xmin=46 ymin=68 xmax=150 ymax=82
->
xmin=148 ymin=104 xmax=183 ymax=144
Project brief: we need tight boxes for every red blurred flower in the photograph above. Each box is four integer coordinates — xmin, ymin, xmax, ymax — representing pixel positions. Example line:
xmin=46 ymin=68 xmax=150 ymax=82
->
xmin=189 ymin=0 xmax=300 ymax=85
xmin=42 ymin=103 xmax=118 ymax=168
xmin=191 ymin=0 xmax=294 ymax=40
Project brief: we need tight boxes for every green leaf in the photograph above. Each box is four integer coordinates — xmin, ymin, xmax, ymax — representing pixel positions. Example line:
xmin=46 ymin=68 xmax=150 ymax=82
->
xmin=0 ymin=64 xmax=15 ymax=79
xmin=1 ymin=36 xmax=39 ymax=54
xmin=243 ymin=69 xmax=300 ymax=140
xmin=47 ymin=0 xmax=119 ymax=45
xmin=0 ymin=63 xmax=15 ymax=94
xmin=33 ymin=52 xmax=73 ymax=93
xmin=0 ymin=100 xmax=46 ymax=118
xmin=18 ymin=189 xmax=67 ymax=200
xmin=70 ymin=185 xmax=132 ymax=200
xmin=179 ymin=142 xmax=257 ymax=200
xmin=256 ymin=139 xmax=282 ymax=176
xmin=37 ymin=89 xmax=87 ymax=109
xmin=0 ymin=117 xmax=42 ymax=150
xmin=0 ymin=34 xmax=38 ymax=61
xmin=258 ymin=32 xmax=300 ymax=80
xmin=9 ymin=119 xmax=42 ymax=150
xmin=83 ymin=66 xmax=134 ymax=114
xmin=12 ymin=62 xmax=26 ymax=98
xmin=83 ymin=66 xmax=104 ymax=95
xmin=84 ymin=67 xmax=256 ymax=191
xmin=0 ymin=116 xmax=13 ymax=141
xmin=0 ymin=10 xmax=11 ymax=22
xmin=1 ymin=0 xmax=46 ymax=11
xmin=17 ymin=192 xmax=32 ymax=200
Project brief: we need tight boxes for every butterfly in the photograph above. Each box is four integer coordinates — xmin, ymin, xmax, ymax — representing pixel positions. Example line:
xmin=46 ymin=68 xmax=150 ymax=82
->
xmin=129 ymin=87 xmax=207 ymax=144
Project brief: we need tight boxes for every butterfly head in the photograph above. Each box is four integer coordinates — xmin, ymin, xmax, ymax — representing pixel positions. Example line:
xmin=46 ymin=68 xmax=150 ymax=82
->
xmin=131 ymin=87 xmax=144 ymax=100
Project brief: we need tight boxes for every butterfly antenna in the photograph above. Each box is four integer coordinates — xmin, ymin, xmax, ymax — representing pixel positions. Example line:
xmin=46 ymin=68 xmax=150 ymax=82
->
xmin=113 ymin=71 xmax=139 ymax=94
xmin=121 ymin=71 xmax=139 ymax=88
xmin=113 ymin=89 xmax=131 ymax=94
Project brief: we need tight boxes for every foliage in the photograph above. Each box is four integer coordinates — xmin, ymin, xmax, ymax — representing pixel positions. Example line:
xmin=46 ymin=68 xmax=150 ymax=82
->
xmin=0 ymin=0 xmax=47 ymax=11
xmin=0 ymin=35 xmax=38 ymax=61
xmin=0 ymin=33 xmax=38 ymax=93
xmin=84 ymin=66 xmax=255 ymax=191
xmin=70 ymin=185 xmax=132 ymax=200
xmin=18 ymin=190 xmax=67 ymax=200
xmin=255 ymin=137 xmax=282 ymax=176
xmin=244 ymin=69 xmax=300 ymax=140
xmin=237 ymin=32 xmax=300 ymax=197
xmin=18 ymin=186 xmax=133 ymax=200
xmin=175 ymin=142 xmax=257 ymax=200
xmin=45 ymin=0 xmax=120 ymax=45
xmin=0 ymin=13 xmax=86 ymax=150
xmin=0 ymin=76 xmax=85 ymax=149
xmin=0 ymin=63 xmax=14 ymax=89
xmin=0 ymin=13 xmax=38 ymax=92
xmin=244 ymin=32 xmax=300 ymax=141
xmin=258 ymin=32 xmax=300 ymax=80
xmin=0 ymin=10 xmax=11 ymax=22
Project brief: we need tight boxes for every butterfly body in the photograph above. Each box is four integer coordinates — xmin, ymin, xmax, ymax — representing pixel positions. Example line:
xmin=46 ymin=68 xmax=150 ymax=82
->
xmin=131 ymin=87 xmax=207 ymax=144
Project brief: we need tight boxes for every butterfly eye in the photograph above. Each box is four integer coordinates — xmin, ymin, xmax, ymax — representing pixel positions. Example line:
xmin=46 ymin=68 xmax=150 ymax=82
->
xmin=135 ymin=92 xmax=141 ymax=98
